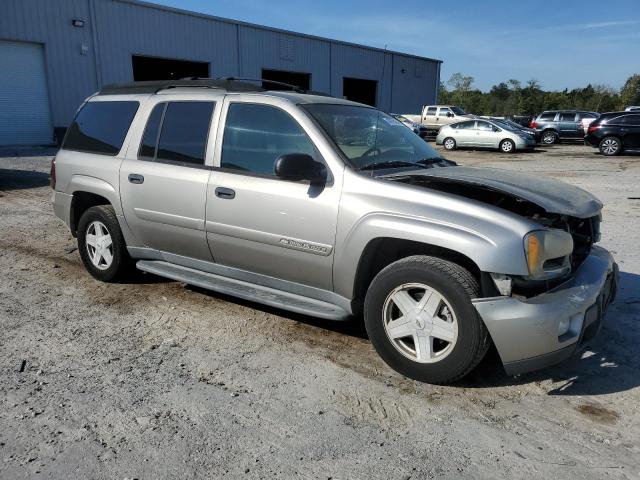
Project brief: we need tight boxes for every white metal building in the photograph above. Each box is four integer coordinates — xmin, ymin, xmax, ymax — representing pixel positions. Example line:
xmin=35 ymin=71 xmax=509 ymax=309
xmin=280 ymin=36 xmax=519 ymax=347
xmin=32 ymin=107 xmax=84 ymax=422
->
xmin=0 ymin=0 xmax=442 ymax=145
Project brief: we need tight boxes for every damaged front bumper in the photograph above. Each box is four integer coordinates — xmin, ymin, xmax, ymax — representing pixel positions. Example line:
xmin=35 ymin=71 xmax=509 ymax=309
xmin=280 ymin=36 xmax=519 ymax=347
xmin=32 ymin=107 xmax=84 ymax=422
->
xmin=473 ymin=246 xmax=618 ymax=375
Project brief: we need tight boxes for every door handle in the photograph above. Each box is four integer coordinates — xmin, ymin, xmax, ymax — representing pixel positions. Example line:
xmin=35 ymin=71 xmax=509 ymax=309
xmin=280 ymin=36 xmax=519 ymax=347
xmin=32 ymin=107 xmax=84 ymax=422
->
xmin=128 ymin=174 xmax=144 ymax=184
xmin=215 ymin=187 xmax=235 ymax=199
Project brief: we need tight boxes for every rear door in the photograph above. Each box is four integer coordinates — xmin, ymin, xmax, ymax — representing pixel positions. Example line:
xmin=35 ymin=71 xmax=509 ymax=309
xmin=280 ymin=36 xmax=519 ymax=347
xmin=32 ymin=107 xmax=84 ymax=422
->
xmin=120 ymin=95 xmax=221 ymax=261
xmin=621 ymin=114 xmax=640 ymax=149
xmin=452 ymin=120 xmax=476 ymax=146
xmin=423 ymin=106 xmax=438 ymax=128
xmin=204 ymin=98 xmax=340 ymax=290
xmin=558 ymin=112 xmax=580 ymax=138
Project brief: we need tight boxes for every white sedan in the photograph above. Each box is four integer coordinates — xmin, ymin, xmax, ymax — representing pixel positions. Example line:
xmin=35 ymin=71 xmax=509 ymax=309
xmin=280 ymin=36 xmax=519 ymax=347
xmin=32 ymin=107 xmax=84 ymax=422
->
xmin=436 ymin=119 xmax=536 ymax=153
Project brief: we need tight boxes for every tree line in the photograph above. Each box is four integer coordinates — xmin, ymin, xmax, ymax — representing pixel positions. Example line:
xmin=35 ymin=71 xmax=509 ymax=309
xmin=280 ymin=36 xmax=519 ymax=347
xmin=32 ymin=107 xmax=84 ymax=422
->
xmin=438 ymin=73 xmax=640 ymax=117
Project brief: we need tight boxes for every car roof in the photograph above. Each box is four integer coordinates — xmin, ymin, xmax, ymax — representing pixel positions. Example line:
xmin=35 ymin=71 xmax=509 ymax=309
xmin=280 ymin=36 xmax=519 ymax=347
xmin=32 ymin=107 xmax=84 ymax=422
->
xmin=94 ymin=79 xmax=370 ymax=108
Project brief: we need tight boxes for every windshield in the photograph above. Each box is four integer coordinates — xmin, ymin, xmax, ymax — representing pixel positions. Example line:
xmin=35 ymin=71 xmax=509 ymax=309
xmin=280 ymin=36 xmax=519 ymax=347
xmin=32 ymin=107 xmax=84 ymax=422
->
xmin=450 ymin=106 xmax=467 ymax=115
xmin=303 ymin=104 xmax=449 ymax=171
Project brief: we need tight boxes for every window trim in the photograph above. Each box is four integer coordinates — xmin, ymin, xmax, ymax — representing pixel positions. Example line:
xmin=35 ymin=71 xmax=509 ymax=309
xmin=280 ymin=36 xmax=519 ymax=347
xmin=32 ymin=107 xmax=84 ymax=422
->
xmin=62 ymin=100 xmax=140 ymax=157
xmin=216 ymin=101 xmax=333 ymax=184
xmin=136 ymin=100 xmax=216 ymax=169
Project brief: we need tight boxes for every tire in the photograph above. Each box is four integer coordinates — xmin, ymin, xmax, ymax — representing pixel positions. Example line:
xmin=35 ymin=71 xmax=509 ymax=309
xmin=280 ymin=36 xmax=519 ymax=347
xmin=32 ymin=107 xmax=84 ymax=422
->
xmin=599 ymin=136 xmax=622 ymax=156
xmin=541 ymin=130 xmax=558 ymax=145
xmin=443 ymin=137 xmax=456 ymax=150
xmin=499 ymin=139 xmax=515 ymax=153
xmin=364 ymin=255 xmax=491 ymax=384
xmin=77 ymin=205 xmax=134 ymax=282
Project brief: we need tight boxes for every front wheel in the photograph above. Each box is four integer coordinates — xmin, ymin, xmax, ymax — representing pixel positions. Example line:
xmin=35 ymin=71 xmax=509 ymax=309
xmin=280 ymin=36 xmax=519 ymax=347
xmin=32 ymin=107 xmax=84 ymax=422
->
xmin=443 ymin=137 xmax=457 ymax=150
xmin=499 ymin=139 xmax=515 ymax=153
xmin=599 ymin=136 xmax=622 ymax=156
xmin=364 ymin=256 xmax=490 ymax=384
xmin=77 ymin=205 xmax=134 ymax=282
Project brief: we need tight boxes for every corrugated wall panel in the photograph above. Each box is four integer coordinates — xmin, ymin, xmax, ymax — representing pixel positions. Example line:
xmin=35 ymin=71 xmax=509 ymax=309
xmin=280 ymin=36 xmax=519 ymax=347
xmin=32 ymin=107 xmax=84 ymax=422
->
xmin=238 ymin=26 xmax=331 ymax=93
xmin=330 ymin=43 xmax=393 ymax=110
xmin=0 ymin=0 xmax=98 ymax=128
xmin=91 ymin=0 xmax=239 ymax=85
xmin=391 ymin=55 xmax=439 ymax=114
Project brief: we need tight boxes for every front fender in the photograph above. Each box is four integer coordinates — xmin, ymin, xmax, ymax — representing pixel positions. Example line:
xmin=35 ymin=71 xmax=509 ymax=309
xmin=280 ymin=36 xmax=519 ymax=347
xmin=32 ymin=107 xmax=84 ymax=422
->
xmin=333 ymin=212 xmax=530 ymax=299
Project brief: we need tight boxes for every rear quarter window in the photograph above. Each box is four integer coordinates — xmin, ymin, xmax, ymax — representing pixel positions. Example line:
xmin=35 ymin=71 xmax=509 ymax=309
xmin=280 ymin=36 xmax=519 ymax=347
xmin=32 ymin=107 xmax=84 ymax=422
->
xmin=63 ymin=101 xmax=139 ymax=155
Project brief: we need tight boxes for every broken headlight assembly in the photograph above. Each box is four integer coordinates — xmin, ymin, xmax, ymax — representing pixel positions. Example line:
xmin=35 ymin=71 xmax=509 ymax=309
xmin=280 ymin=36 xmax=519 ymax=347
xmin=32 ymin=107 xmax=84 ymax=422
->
xmin=523 ymin=229 xmax=574 ymax=280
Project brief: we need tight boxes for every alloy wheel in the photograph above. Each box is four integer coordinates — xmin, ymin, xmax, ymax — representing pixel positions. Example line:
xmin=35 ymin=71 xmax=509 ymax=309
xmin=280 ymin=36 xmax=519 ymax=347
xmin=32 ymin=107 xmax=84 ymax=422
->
xmin=601 ymin=138 xmax=619 ymax=155
xmin=85 ymin=221 xmax=114 ymax=270
xmin=542 ymin=131 xmax=556 ymax=144
xmin=444 ymin=138 xmax=455 ymax=150
xmin=501 ymin=140 xmax=514 ymax=152
xmin=382 ymin=283 xmax=458 ymax=364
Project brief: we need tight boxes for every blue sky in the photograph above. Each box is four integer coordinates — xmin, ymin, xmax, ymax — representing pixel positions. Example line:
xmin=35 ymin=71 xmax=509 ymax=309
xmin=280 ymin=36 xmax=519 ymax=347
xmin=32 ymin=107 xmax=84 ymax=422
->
xmin=152 ymin=0 xmax=640 ymax=92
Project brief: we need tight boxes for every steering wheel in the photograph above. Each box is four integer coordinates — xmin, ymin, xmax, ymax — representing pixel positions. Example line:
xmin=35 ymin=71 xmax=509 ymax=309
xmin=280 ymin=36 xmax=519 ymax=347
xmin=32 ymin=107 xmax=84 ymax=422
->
xmin=361 ymin=146 xmax=381 ymax=157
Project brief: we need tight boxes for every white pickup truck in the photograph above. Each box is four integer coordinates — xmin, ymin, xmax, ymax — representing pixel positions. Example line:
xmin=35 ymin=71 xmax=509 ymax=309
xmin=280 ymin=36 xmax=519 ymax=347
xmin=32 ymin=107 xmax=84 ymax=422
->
xmin=404 ymin=105 xmax=475 ymax=133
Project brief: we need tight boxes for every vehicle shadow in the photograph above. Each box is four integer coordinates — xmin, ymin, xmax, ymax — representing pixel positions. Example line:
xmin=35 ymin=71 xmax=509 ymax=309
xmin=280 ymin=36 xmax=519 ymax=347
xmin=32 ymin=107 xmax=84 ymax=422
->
xmin=0 ymin=169 xmax=50 ymax=190
xmin=458 ymin=270 xmax=640 ymax=396
xmin=0 ymin=146 xmax=58 ymax=157
xmin=141 ymin=268 xmax=640 ymax=396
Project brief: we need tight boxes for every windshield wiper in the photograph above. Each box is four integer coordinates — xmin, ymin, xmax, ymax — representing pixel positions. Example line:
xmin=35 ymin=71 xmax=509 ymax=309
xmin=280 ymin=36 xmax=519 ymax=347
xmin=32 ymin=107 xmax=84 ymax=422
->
xmin=416 ymin=157 xmax=456 ymax=167
xmin=358 ymin=160 xmax=429 ymax=171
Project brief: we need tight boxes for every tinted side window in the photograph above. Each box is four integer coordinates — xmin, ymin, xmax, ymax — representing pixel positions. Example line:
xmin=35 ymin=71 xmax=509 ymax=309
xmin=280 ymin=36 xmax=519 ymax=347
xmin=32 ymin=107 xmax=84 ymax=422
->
xmin=221 ymin=103 xmax=316 ymax=176
xmin=138 ymin=103 xmax=165 ymax=160
xmin=560 ymin=112 xmax=577 ymax=122
xmin=455 ymin=121 xmax=475 ymax=129
xmin=539 ymin=112 xmax=556 ymax=121
xmin=156 ymin=102 xmax=214 ymax=165
xmin=63 ymin=101 xmax=139 ymax=155
xmin=426 ymin=107 xmax=437 ymax=116
xmin=476 ymin=121 xmax=493 ymax=131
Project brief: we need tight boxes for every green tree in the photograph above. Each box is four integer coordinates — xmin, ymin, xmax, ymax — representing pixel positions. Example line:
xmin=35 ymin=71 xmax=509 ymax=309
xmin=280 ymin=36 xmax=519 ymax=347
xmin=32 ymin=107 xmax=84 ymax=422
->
xmin=620 ymin=74 xmax=640 ymax=108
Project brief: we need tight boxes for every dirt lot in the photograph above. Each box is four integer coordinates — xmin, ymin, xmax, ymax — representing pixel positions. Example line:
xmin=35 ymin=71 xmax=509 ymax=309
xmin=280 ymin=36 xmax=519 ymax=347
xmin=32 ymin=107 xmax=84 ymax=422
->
xmin=1 ymin=143 xmax=639 ymax=479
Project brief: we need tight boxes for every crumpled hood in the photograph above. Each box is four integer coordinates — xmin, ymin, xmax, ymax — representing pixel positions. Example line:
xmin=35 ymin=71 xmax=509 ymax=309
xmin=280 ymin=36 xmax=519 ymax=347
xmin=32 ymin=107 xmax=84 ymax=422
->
xmin=388 ymin=166 xmax=602 ymax=218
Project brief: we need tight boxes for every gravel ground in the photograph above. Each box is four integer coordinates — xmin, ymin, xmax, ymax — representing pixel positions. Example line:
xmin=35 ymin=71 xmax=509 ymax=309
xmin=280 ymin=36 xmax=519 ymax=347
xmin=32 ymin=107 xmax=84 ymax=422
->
xmin=1 ymin=143 xmax=639 ymax=479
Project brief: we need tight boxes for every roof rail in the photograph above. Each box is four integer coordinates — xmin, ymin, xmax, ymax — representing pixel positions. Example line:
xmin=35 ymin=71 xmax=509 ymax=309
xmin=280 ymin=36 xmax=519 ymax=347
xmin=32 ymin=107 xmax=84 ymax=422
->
xmin=99 ymin=78 xmax=265 ymax=95
xmin=98 ymin=77 xmax=335 ymax=98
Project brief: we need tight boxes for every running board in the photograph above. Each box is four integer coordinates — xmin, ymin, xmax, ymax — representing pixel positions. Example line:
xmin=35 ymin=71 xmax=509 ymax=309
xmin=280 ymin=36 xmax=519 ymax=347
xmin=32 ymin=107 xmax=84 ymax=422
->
xmin=136 ymin=260 xmax=350 ymax=320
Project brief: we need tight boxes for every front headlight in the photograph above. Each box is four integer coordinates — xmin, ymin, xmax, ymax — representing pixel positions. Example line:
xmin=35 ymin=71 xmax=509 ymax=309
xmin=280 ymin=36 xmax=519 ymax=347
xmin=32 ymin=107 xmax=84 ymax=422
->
xmin=524 ymin=229 xmax=574 ymax=280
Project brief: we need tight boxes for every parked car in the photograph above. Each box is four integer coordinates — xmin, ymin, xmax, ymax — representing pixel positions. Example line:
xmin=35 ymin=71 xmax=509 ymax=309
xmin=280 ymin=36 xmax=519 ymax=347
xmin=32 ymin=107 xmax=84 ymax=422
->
xmin=436 ymin=119 xmax=536 ymax=153
xmin=625 ymin=106 xmax=640 ymax=112
xmin=530 ymin=110 xmax=599 ymax=144
xmin=403 ymin=105 xmax=475 ymax=133
xmin=391 ymin=114 xmax=430 ymax=139
xmin=584 ymin=111 xmax=640 ymax=156
xmin=52 ymin=79 xmax=617 ymax=384
xmin=485 ymin=117 xmax=540 ymax=143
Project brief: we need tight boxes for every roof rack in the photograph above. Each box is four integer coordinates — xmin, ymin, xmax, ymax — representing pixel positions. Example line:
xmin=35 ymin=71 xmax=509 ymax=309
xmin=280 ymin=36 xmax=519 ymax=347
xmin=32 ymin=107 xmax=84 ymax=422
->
xmin=99 ymin=77 xmax=334 ymax=98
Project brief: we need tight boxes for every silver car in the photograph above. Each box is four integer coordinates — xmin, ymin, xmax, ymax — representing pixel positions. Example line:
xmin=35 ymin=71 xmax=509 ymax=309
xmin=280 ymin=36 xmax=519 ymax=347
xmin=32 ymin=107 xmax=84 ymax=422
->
xmin=436 ymin=119 xmax=536 ymax=153
xmin=51 ymin=79 xmax=617 ymax=384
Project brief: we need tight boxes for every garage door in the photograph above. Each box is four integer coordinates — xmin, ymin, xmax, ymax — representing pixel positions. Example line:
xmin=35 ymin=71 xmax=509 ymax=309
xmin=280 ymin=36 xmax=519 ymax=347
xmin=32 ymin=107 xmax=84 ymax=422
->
xmin=0 ymin=40 xmax=53 ymax=145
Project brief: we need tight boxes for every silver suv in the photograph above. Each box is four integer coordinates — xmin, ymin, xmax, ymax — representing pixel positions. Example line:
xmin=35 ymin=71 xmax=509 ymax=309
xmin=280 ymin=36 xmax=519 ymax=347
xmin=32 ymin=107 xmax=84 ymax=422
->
xmin=52 ymin=79 xmax=618 ymax=384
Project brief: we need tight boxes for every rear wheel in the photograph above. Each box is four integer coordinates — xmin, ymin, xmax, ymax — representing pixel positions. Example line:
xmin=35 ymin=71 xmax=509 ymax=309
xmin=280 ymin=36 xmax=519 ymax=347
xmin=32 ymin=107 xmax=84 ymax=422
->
xmin=77 ymin=205 xmax=134 ymax=282
xmin=364 ymin=255 xmax=490 ymax=384
xmin=599 ymin=136 xmax=622 ymax=156
xmin=443 ymin=137 xmax=456 ymax=150
xmin=541 ymin=130 xmax=558 ymax=145
xmin=499 ymin=139 xmax=515 ymax=153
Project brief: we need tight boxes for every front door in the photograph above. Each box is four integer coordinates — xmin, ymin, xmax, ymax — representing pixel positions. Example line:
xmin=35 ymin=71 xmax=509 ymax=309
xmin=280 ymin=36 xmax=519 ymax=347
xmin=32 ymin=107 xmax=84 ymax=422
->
xmin=621 ymin=114 xmax=640 ymax=149
xmin=120 ymin=99 xmax=219 ymax=261
xmin=205 ymin=100 xmax=340 ymax=290
xmin=475 ymin=120 xmax=498 ymax=147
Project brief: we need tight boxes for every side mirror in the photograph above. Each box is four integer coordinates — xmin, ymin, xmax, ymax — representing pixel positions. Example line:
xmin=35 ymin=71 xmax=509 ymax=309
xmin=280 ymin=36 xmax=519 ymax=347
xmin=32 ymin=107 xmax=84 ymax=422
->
xmin=447 ymin=112 xmax=454 ymax=117
xmin=493 ymin=126 xmax=501 ymax=132
xmin=274 ymin=153 xmax=327 ymax=183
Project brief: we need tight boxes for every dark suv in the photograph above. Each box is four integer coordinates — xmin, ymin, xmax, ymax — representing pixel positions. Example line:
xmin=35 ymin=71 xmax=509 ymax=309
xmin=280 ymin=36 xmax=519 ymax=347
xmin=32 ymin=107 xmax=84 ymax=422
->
xmin=530 ymin=110 xmax=598 ymax=144
xmin=585 ymin=112 xmax=640 ymax=156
